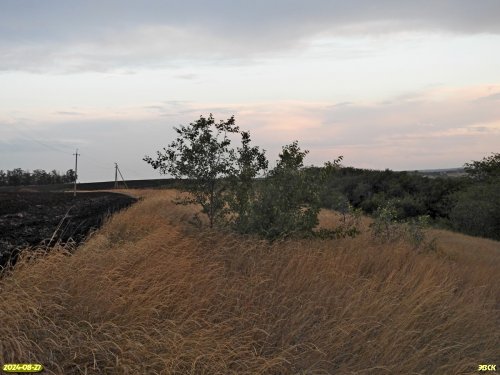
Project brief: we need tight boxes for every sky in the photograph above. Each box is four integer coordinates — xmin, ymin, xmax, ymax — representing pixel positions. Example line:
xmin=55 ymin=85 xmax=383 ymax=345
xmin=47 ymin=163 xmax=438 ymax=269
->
xmin=1 ymin=0 xmax=499 ymax=182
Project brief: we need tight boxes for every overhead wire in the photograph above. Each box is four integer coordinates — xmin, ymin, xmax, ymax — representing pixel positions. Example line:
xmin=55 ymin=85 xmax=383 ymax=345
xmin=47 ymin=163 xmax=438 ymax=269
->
xmin=4 ymin=123 xmax=147 ymax=180
xmin=6 ymin=124 xmax=73 ymax=156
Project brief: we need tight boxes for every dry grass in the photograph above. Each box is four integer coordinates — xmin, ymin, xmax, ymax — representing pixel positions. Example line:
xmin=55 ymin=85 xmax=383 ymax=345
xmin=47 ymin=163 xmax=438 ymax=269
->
xmin=0 ymin=189 xmax=498 ymax=374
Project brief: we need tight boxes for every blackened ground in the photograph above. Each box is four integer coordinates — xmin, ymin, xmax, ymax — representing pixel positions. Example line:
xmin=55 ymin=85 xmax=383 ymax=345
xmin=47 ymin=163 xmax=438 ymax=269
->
xmin=0 ymin=192 xmax=137 ymax=269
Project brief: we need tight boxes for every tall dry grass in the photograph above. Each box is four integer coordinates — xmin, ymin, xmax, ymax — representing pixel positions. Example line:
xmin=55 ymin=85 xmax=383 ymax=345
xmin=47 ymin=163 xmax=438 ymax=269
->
xmin=0 ymin=189 xmax=498 ymax=374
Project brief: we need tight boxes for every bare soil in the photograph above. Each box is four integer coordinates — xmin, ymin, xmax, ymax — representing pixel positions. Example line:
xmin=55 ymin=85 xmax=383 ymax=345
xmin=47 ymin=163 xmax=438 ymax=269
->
xmin=0 ymin=191 xmax=137 ymax=268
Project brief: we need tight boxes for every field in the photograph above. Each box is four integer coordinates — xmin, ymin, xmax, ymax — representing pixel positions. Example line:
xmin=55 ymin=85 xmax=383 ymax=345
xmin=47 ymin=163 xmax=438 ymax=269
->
xmin=0 ymin=191 xmax=137 ymax=269
xmin=0 ymin=178 xmax=177 ymax=193
xmin=0 ymin=189 xmax=498 ymax=374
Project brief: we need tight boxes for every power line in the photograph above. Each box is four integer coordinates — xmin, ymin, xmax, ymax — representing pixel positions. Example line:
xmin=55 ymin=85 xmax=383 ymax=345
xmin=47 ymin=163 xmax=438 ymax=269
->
xmin=7 ymin=124 xmax=74 ymax=155
xmin=6 ymin=124 xmax=148 ymax=180
xmin=6 ymin=124 xmax=112 ymax=171
xmin=81 ymin=155 xmax=111 ymax=171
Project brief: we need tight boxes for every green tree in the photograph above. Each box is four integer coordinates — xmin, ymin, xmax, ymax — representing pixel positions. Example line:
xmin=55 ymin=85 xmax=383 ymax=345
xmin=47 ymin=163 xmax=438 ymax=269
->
xmin=449 ymin=152 xmax=500 ymax=240
xmin=144 ymin=114 xmax=266 ymax=228
xmin=449 ymin=183 xmax=500 ymax=240
xmin=227 ymin=131 xmax=268 ymax=230
xmin=0 ymin=170 xmax=6 ymax=186
xmin=49 ymin=170 xmax=62 ymax=184
xmin=239 ymin=141 xmax=343 ymax=240
xmin=6 ymin=168 xmax=23 ymax=186
xmin=63 ymin=169 xmax=77 ymax=183
xmin=464 ymin=152 xmax=500 ymax=181
xmin=32 ymin=169 xmax=48 ymax=185
xmin=449 ymin=179 xmax=500 ymax=241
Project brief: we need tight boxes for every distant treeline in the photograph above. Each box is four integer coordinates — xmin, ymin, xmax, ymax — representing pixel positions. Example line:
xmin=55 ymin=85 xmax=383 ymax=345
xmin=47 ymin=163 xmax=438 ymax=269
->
xmin=0 ymin=168 xmax=76 ymax=186
xmin=308 ymin=167 xmax=464 ymax=220
xmin=306 ymin=153 xmax=500 ymax=241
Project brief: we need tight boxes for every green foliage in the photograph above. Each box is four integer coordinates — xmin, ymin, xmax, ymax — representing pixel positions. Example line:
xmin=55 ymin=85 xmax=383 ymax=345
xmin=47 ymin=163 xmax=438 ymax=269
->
xmin=0 ymin=168 xmax=76 ymax=186
xmin=144 ymin=114 xmax=242 ymax=227
xmin=233 ymin=141 xmax=318 ymax=239
xmin=405 ymin=215 xmax=433 ymax=249
xmin=227 ymin=131 xmax=268 ymax=230
xmin=314 ymin=151 xmax=500 ymax=242
xmin=325 ymin=191 xmax=350 ymax=215
xmin=449 ymin=179 xmax=500 ymax=240
xmin=320 ymin=201 xmax=362 ymax=240
xmin=370 ymin=200 xmax=401 ymax=242
xmin=317 ymin=167 xmax=463 ymax=222
xmin=371 ymin=200 xmax=435 ymax=250
xmin=146 ymin=116 xmax=339 ymax=240
xmin=464 ymin=152 xmax=500 ymax=181
xmin=448 ymin=152 xmax=500 ymax=240
xmin=232 ymin=141 xmax=344 ymax=240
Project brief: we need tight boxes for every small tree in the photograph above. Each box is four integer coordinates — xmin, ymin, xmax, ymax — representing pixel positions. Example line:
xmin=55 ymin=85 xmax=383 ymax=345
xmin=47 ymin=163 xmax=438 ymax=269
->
xmin=144 ymin=114 xmax=266 ymax=228
xmin=6 ymin=168 xmax=23 ymax=186
xmin=0 ymin=170 xmax=6 ymax=186
xmin=32 ymin=169 xmax=49 ymax=185
xmin=64 ymin=169 xmax=77 ymax=183
xmin=239 ymin=141 xmax=343 ymax=240
xmin=227 ymin=131 xmax=268 ymax=229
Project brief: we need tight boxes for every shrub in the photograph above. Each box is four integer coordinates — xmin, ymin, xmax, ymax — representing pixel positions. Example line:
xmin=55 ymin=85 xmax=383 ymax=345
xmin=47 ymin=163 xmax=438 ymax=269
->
xmin=370 ymin=200 xmax=402 ymax=242
xmin=371 ymin=201 xmax=435 ymax=250
xmin=449 ymin=180 xmax=500 ymax=240
xmin=234 ymin=142 xmax=321 ymax=240
xmin=233 ymin=142 xmax=345 ymax=240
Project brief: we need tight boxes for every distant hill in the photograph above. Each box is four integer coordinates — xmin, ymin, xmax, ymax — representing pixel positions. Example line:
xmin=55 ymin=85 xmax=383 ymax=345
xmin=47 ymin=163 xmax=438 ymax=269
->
xmin=413 ymin=167 xmax=466 ymax=178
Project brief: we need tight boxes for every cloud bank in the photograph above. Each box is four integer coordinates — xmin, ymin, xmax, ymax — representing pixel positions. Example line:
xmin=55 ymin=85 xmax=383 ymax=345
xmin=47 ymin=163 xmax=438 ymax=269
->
xmin=1 ymin=0 xmax=500 ymax=72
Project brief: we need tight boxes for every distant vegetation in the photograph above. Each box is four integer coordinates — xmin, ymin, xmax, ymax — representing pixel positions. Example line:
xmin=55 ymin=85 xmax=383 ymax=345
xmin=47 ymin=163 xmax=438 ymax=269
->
xmin=0 ymin=168 xmax=76 ymax=186
xmin=310 ymin=152 xmax=500 ymax=240
xmin=450 ymin=152 xmax=500 ymax=240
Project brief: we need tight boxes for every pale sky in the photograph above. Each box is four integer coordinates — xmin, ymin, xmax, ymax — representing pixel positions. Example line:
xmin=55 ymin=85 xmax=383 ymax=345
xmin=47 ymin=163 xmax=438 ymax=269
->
xmin=1 ymin=0 xmax=499 ymax=182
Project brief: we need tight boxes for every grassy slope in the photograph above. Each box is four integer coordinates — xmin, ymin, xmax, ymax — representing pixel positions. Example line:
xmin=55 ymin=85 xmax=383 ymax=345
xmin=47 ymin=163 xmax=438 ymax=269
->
xmin=0 ymin=189 xmax=498 ymax=374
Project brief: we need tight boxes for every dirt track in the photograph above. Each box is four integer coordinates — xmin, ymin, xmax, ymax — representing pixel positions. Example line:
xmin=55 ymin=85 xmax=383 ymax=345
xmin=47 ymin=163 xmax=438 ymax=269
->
xmin=0 ymin=191 xmax=137 ymax=268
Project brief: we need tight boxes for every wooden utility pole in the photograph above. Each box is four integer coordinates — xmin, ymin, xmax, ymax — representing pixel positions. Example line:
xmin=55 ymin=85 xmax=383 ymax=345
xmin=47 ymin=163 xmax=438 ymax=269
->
xmin=73 ymin=149 xmax=80 ymax=197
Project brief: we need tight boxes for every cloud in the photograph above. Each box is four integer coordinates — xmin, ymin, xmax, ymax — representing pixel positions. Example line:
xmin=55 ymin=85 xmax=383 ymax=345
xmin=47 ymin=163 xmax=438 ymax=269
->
xmin=1 ymin=84 xmax=499 ymax=178
xmin=175 ymin=73 xmax=198 ymax=80
xmin=476 ymin=92 xmax=500 ymax=102
xmin=231 ymin=86 xmax=500 ymax=169
xmin=55 ymin=111 xmax=83 ymax=116
xmin=1 ymin=0 xmax=499 ymax=72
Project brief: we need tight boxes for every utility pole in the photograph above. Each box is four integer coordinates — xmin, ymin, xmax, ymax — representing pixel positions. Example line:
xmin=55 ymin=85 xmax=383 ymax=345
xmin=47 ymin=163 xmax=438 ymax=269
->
xmin=114 ymin=162 xmax=118 ymax=189
xmin=114 ymin=163 xmax=128 ymax=189
xmin=73 ymin=149 xmax=80 ymax=197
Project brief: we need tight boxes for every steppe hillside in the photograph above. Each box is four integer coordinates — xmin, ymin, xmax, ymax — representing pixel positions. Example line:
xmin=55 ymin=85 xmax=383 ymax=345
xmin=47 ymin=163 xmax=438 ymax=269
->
xmin=1 ymin=189 xmax=498 ymax=374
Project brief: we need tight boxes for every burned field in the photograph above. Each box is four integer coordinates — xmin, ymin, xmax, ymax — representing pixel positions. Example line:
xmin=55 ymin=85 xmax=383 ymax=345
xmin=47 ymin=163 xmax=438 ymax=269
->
xmin=0 ymin=191 xmax=137 ymax=269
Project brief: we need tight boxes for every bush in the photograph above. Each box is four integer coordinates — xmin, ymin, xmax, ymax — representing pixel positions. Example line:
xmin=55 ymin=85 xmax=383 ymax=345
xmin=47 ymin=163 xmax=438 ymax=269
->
xmin=370 ymin=200 xmax=401 ymax=243
xmin=449 ymin=180 xmax=500 ymax=240
xmin=234 ymin=142 xmax=321 ymax=240
xmin=232 ymin=142 xmax=345 ymax=241
xmin=404 ymin=215 xmax=433 ymax=249
xmin=318 ymin=201 xmax=362 ymax=240
xmin=371 ymin=201 xmax=435 ymax=251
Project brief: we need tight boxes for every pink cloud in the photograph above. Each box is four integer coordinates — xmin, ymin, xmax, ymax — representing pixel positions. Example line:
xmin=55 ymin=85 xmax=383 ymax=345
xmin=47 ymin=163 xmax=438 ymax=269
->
xmin=229 ymin=85 xmax=500 ymax=169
